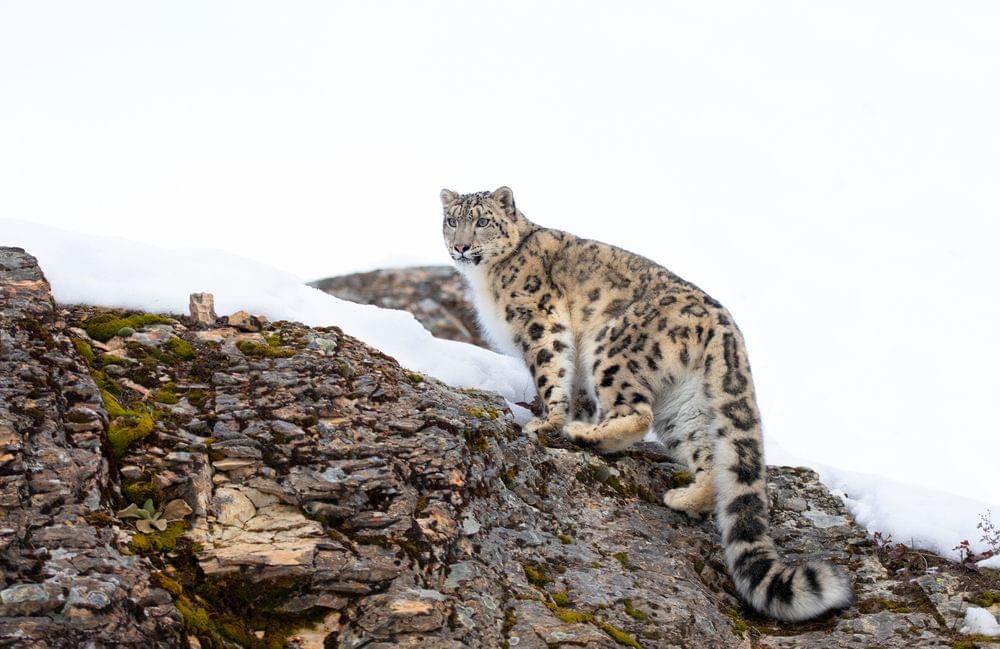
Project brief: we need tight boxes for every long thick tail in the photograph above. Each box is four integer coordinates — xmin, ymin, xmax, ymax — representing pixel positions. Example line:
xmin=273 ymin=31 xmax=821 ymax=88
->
xmin=708 ymin=327 xmax=853 ymax=622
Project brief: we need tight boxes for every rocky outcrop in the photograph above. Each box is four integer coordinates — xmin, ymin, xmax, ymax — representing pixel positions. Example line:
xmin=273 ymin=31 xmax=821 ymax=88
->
xmin=2 ymin=248 xmax=998 ymax=648
xmin=311 ymin=266 xmax=487 ymax=348
xmin=0 ymin=248 xmax=183 ymax=646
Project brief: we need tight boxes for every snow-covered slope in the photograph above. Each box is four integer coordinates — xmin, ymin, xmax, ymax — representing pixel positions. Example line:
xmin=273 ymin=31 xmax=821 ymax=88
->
xmin=1 ymin=219 xmax=535 ymax=410
xmin=3 ymin=218 xmax=997 ymax=561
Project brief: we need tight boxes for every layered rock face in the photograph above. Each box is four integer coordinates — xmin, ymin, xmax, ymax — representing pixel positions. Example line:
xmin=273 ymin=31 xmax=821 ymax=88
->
xmin=0 ymin=248 xmax=183 ymax=646
xmin=1 ymin=249 xmax=995 ymax=648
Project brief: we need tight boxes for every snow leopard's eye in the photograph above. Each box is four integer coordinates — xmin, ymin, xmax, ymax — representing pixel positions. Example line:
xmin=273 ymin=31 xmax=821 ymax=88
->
xmin=476 ymin=218 xmax=490 ymax=228
xmin=446 ymin=218 xmax=457 ymax=228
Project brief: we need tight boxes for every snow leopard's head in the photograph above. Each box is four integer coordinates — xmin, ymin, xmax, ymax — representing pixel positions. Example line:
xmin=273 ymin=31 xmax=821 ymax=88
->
xmin=440 ymin=187 xmax=527 ymax=267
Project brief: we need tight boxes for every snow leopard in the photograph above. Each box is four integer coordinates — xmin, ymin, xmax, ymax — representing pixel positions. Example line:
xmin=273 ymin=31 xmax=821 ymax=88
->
xmin=440 ymin=186 xmax=853 ymax=622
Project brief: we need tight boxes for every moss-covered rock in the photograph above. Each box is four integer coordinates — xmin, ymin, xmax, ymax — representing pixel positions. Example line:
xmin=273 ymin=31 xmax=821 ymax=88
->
xmin=130 ymin=521 xmax=186 ymax=553
xmin=153 ymin=386 xmax=179 ymax=404
xmin=72 ymin=337 xmax=94 ymax=364
xmin=83 ymin=312 xmax=172 ymax=342
xmin=108 ymin=410 xmax=155 ymax=457
xmin=971 ymin=590 xmax=1000 ymax=608
xmin=522 ymin=561 xmax=552 ymax=588
xmin=124 ymin=479 xmax=158 ymax=505
xmin=165 ymin=336 xmax=195 ymax=360
xmin=599 ymin=621 xmax=642 ymax=648
xmin=236 ymin=339 xmax=294 ymax=358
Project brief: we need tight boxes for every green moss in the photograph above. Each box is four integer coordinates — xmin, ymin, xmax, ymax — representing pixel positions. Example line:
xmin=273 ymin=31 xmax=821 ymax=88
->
xmin=598 ymin=622 xmax=642 ymax=648
xmin=857 ymin=597 xmax=911 ymax=614
xmin=555 ymin=608 xmax=592 ymax=624
xmin=127 ymin=342 xmax=163 ymax=368
xmin=237 ymin=340 xmax=294 ymax=358
xmin=130 ymin=521 xmax=186 ymax=553
xmin=265 ymin=334 xmax=282 ymax=347
xmin=724 ymin=607 xmax=748 ymax=635
xmin=93 ymin=369 xmax=122 ymax=396
xmin=150 ymin=549 xmax=326 ymax=649
xmin=108 ymin=410 xmax=155 ymax=457
xmin=186 ymin=389 xmax=208 ymax=408
xmin=544 ymin=601 xmax=592 ymax=624
xmin=152 ymin=572 xmax=184 ymax=597
xmin=972 ymin=590 xmax=1000 ymax=608
xmin=464 ymin=406 xmax=500 ymax=420
xmin=72 ymin=337 xmax=94 ymax=364
xmin=623 ymin=599 xmax=647 ymax=621
xmin=502 ymin=607 xmax=517 ymax=646
xmin=166 ymin=336 xmax=195 ymax=360
xmin=558 ymin=534 xmax=573 ymax=545
xmin=522 ymin=562 xmax=551 ymax=588
xmin=612 ymin=552 xmax=630 ymax=570
xmin=551 ymin=592 xmax=570 ymax=606
xmin=84 ymin=312 xmax=172 ymax=342
xmin=406 ymin=372 xmax=425 ymax=384
xmin=100 ymin=355 xmax=128 ymax=366
xmin=176 ymin=595 xmax=215 ymax=636
xmin=672 ymin=470 xmax=693 ymax=487
xmin=124 ymin=480 xmax=157 ymax=504
xmin=153 ymin=387 xmax=179 ymax=404
xmin=100 ymin=388 xmax=127 ymax=418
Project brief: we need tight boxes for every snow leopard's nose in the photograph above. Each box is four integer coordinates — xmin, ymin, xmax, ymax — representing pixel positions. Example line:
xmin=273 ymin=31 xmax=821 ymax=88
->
xmin=454 ymin=244 xmax=470 ymax=254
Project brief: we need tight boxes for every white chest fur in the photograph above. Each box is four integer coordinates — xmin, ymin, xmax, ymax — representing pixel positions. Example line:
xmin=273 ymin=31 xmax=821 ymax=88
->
xmin=457 ymin=264 xmax=520 ymax=357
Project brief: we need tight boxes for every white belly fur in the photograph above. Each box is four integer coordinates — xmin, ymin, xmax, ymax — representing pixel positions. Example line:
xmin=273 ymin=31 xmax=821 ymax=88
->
xmin=457 ymin=264 xmax=520 ymax=357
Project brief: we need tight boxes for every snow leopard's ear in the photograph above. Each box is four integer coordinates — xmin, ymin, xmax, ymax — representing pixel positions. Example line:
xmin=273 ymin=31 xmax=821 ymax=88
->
xmin=491 ymin=186 xmax=515 ymax=215
xmin=440 ymin=189 xmax=460 ymax=208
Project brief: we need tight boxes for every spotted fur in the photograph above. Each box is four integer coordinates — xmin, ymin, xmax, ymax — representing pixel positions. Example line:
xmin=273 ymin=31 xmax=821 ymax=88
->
xmin=441 ymin=187 xmax=853 ymax=622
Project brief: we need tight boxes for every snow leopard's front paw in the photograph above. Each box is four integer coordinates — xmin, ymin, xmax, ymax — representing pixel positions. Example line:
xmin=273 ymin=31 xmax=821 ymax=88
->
xmin=563 ymin=421 xmax=602 ymax=449
xmin=523 ymin=416 xmax=565 ymax=436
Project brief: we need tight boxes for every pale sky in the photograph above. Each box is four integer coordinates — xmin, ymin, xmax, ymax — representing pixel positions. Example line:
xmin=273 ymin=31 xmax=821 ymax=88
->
xmin=2 ymin=2 xmax=999 ymax=502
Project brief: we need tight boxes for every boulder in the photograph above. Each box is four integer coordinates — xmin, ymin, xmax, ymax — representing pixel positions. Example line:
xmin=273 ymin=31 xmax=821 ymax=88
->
xmin=189 ymin=292 xmax=218 ymax=326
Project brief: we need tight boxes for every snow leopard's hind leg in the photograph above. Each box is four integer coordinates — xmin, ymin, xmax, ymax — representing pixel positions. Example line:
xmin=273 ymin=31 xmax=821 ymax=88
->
xmin=654 ymin=381 xmax=717 ymax=517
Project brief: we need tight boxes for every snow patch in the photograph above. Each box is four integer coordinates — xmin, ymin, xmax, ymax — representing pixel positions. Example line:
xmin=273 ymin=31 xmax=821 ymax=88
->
xmin=2 ymin=219 xmax=535 ymax=409
xmin=818 ymin=467 xmax=996 ymax=560
xmin=960 ymin=607 xmax=1000 ymax=637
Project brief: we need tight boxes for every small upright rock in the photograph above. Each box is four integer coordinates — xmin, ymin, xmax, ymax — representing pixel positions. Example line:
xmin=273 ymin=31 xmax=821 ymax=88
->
xmin=189 ymin=293 xmax=217 ymax=325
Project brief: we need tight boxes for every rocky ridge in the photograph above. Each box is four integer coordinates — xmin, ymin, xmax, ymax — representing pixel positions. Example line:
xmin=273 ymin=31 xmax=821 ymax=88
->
xmin=2 ymin=249 xmax=998 ymax=648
